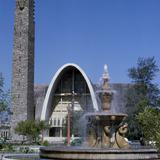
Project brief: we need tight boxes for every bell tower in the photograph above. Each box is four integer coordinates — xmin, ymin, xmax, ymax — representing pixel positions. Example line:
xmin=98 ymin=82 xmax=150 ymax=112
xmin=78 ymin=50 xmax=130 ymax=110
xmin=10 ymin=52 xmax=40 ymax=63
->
xmin=11 ymin=0 xmax=35 ymax=139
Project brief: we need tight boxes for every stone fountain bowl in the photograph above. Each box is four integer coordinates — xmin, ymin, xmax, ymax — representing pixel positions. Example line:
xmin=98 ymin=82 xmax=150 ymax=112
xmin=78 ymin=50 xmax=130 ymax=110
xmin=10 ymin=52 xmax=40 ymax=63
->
xmin=40 ymin=146 xmax=158 ymax=160
xmin=85 ymin=112 xmax=128 ymax=125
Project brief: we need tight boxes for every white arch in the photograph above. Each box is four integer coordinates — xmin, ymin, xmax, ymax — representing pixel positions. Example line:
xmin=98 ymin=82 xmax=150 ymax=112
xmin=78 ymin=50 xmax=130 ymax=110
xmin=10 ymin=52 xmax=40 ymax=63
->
xmin=41 ymin=63 xmax=99 ymax=120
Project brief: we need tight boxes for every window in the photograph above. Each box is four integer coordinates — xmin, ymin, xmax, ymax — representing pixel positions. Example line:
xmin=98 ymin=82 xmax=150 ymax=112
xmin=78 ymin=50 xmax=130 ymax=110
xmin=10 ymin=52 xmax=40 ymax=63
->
xmin=54 ymin=118 xmax=56 ymax=126
xmin=49 ymin=119 xmax=52 ymax=125
xmin=62 ymin=118 xmax=66 ymax=125
xmin=58 ymin=119 xmax=60 ymax=126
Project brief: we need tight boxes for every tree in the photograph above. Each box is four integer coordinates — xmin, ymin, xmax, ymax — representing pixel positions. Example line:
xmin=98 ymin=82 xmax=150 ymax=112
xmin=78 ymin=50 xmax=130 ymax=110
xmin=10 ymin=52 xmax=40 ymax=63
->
xmin=15 ymin=120 xmax=37 ymax=143
xmin=0 ymin=73 xmax=9 ymax=112
xmin=126 ymin=57 xmax=160 ymax=140
xmin=15 ymin=121 xmax=28 ymax=143
xmin=128 ymin=57 xmax=159 ymax=106
xmin=15 ymin=120 xmax=50 ymax=144
xmin=136 ymin=107 xmax=160 ymax=149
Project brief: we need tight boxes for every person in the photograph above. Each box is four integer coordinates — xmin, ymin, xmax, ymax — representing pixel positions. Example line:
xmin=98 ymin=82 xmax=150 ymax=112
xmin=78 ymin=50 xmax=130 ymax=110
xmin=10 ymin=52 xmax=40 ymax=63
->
xmin=140 ymin=137 xmax=145 ymax=146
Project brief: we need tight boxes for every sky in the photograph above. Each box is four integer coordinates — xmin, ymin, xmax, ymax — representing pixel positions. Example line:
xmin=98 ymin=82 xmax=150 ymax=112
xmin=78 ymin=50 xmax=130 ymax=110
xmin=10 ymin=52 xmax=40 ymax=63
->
xmin=0 ymin=0 xmax=160 ymax=90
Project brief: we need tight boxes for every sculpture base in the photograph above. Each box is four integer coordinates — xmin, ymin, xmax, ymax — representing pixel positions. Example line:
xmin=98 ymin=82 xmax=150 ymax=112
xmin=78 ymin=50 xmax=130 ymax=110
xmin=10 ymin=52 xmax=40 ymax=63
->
xmin=40 ymin=146 xmax=158 ymax=160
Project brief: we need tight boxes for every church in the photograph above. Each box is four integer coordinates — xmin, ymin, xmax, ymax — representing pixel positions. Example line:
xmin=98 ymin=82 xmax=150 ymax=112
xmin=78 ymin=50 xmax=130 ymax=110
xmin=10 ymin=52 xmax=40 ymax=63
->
xmin=11 ymin=0 xmax=131 ymax=142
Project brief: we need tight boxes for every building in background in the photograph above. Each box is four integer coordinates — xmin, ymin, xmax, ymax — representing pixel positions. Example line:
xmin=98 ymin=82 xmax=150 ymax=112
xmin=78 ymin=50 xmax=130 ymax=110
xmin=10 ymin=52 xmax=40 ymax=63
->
xmin=0 ymin=112 xmax=11 ymax=139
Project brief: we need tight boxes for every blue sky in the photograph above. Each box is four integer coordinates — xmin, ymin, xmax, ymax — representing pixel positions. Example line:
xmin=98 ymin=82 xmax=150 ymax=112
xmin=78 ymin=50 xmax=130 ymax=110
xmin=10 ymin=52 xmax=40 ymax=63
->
xmin=0 ymin=0 xmax=160 ymax=89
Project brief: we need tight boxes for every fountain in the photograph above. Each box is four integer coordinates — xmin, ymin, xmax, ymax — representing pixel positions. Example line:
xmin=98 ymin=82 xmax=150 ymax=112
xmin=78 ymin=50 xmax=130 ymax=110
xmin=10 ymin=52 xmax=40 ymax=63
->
xmin=40 ymin=65 xmax=158 ymax=159
xmin=86 ymin=64 xmax=129 ymax=149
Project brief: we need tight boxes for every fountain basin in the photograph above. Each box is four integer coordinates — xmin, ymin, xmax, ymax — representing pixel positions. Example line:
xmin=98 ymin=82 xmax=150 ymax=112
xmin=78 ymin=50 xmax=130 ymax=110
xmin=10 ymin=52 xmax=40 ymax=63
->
xmin=40 ymin=146 xmax=158 ymax=160
xmin=85 ymin=112 xmax=127 ymax=123
xmin=2 ymin=154 xmax=38 ymax=160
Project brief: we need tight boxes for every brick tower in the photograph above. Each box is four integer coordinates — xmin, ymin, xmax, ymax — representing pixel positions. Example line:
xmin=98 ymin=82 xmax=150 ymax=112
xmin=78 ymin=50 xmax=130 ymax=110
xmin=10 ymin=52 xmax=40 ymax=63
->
xmin=11 ymin=0 xmax=35 ymax=139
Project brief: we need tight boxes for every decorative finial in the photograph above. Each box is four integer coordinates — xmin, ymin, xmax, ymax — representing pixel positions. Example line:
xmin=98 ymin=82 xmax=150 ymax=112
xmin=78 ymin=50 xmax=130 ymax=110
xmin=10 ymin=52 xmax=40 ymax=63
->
xmin=103 ymin=64 xmax=110 ymax=80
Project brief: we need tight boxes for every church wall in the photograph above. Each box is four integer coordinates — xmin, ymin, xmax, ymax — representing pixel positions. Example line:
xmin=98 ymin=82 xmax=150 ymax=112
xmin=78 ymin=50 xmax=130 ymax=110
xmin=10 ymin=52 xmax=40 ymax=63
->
xmin=34 ymin=83 xmax=132 ymax=120
xmin=34 ymin=85 xmax=48 ymax=120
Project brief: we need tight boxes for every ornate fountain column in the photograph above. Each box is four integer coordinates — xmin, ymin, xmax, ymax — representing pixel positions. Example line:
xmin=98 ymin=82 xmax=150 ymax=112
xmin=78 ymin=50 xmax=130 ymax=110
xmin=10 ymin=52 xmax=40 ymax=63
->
xmin=101 ymin=64 xmax=113 ymax=111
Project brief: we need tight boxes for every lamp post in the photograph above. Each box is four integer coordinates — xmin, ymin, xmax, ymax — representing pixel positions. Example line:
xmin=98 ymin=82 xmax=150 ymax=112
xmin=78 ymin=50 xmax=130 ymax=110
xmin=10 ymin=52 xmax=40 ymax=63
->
xmin=67 ymin=106 xmax=71 ymax=146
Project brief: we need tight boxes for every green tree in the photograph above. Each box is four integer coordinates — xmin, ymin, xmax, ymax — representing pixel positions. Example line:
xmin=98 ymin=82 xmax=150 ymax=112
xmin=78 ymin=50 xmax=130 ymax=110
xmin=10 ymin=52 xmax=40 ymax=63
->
xmin=128 ymin=57 xmax=159 ymax=106
xmin=15 ymin=120 xmax=39 ymax=142
xmin=136 ymin=107 xmax=160 ymax=149
xmin=126 ymin=57 xmax=160 ymax=140
xmin=15 ymin=120 xmax=50 ymax=144
xmin=15 ymin=120 xmax=29 ymax=143
xmin=15 ymin=120 xmax=38 ymax=143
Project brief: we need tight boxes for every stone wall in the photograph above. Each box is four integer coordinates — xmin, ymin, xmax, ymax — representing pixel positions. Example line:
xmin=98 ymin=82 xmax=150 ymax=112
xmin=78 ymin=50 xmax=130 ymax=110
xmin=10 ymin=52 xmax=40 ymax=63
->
xmin=34 ymin=85 xmax=48 ymax=120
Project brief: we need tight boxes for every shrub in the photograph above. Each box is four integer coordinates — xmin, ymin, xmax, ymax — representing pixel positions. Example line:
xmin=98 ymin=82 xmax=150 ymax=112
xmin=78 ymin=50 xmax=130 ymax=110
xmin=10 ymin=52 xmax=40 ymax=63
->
xmin=42 ymin=140 xmax=49 ymax=146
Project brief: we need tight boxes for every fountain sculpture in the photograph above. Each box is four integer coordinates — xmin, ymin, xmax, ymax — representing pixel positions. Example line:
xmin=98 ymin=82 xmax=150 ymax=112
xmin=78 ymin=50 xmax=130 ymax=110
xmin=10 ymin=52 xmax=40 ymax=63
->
xmin=40 ymin=65 xmax=158 ymax=160
xmin=86 ymin=64 xmax=130 ymax=149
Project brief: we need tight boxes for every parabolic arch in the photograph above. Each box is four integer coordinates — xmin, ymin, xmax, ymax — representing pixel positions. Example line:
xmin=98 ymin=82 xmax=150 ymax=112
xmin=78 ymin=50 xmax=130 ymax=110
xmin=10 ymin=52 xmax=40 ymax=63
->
xmin=40 ymin=63 xmax=99 ymax=121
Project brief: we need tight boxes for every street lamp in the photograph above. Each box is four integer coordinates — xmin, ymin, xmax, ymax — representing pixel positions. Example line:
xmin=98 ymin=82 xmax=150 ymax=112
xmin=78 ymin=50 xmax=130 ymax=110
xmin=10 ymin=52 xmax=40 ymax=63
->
xmin=67 ymin=105 xmax=71 ymax=146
